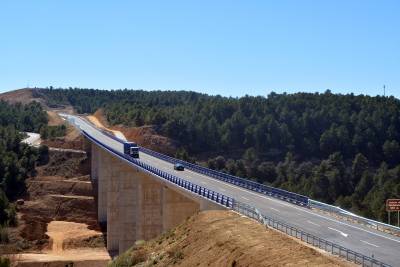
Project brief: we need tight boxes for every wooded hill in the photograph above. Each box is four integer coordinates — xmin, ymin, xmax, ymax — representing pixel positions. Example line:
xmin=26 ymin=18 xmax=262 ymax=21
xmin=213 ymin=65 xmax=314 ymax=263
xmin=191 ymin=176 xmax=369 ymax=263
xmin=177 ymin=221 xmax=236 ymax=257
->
xmin=37 ymin=88 xmax=400 ymax=224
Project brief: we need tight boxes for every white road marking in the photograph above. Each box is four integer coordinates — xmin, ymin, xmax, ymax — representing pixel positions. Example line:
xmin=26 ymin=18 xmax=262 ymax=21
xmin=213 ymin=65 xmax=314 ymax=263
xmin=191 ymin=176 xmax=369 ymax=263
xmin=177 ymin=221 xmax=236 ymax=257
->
xmin=182 ymin=168 xmax=400 ymax=244
xmin=360 ymin=240 xmax=379 ymax=248
xmin=241 ymin=196 xmax=250 ymax=201
xmin=219 ymin=188 xmax=226 ymax=192
xmin=307 ymin=220 xmax=321 ymax=227
xmin=328 ymin=227 xmax=348 ymax=237
xmin=270 ymin=207 xmax=279 ymax=212
xmin=201 ymin=181 xmax=207 ymax=185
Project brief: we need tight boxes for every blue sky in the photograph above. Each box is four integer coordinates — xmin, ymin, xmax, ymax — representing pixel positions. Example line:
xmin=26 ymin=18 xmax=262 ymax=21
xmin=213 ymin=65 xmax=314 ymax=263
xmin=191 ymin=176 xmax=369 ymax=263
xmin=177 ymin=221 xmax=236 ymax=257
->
xmin=1 ymin=1 xmax=399 ymax=98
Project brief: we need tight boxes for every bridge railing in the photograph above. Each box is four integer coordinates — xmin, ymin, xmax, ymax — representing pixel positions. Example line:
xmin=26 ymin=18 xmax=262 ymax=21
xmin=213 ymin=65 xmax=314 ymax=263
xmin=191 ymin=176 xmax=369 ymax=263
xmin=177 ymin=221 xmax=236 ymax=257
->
xmin=232 ymin=201 xmax=390 ymax=267
xmin=139 ymin=147 xmax=309 ymax=206
xmin=81 ymin=130 xmax=234 ymax=209
xmin=309 ymin=200 xmax=400 ymax=236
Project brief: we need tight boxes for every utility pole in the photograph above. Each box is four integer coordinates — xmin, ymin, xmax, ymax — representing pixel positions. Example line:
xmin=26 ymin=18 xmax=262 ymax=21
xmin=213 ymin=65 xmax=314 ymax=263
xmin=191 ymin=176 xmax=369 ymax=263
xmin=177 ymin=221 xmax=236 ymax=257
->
xmin=383 ymin=85 xmax=386 ymax=97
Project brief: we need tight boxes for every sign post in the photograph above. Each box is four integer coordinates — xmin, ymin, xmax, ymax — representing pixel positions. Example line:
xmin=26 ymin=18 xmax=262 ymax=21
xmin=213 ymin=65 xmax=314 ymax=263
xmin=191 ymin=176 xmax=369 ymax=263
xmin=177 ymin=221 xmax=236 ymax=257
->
xmin=386 ymin=199 xmax=400 ymax=226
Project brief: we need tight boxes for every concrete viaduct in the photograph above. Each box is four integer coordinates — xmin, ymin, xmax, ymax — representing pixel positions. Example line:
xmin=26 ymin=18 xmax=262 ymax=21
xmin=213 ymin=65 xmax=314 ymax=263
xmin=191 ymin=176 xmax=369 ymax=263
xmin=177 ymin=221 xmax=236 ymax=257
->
xmin=62 ymin=113 xmax=400 ymax=267
xmin=89 ymin=140 xmax=225 ymax=254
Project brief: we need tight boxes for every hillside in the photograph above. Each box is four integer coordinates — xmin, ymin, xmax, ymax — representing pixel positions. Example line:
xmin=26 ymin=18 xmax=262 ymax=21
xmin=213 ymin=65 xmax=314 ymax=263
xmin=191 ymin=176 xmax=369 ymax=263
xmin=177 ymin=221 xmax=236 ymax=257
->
xmin=32 ymin=88 xmax=400 ymax=225
xmin=109 ymin=210 xmax=353 ymax=267
xmin=0 ymin=89 xmax=36 ymax=105
xmin=0 ymin=89 xmax=358 ymax=267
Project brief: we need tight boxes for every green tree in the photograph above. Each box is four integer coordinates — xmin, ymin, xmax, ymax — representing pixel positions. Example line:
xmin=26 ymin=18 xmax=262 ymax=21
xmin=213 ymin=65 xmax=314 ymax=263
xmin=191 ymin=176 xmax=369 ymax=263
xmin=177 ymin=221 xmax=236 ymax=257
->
xmin=351 ymin=153 xmax=368 ymax=188
xmin=383 ymin=140 xmax=400 ymax=166
xmin=257 ymin=162 xmax=277 ymax=183
xmin=0 ymin=190 xmax=8 ymax=225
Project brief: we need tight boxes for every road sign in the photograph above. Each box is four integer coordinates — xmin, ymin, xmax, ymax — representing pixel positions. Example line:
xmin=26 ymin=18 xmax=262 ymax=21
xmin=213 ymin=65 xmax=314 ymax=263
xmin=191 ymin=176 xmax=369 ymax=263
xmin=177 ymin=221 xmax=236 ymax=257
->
xmin=386 ymin=199 xmax=400 ymax=211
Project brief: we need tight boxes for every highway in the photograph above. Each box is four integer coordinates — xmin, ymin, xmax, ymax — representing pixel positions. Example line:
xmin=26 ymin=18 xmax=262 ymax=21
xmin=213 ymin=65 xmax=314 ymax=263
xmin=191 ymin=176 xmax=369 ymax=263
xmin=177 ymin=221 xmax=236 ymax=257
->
xmin=64 ymin=114 xmax=400 ymax=266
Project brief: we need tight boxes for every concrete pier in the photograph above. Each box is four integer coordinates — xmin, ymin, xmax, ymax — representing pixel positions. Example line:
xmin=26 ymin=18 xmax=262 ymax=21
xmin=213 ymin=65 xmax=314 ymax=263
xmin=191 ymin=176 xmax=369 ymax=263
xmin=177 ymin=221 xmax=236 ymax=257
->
xmin=90 ymin=143 xmax=226 ymax=254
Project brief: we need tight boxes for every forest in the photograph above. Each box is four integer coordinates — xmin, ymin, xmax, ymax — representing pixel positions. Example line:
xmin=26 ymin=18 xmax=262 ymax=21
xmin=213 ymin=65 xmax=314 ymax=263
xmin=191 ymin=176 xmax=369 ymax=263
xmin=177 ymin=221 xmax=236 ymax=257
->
xmin=38 ymin=88 xmax=400 ymax=224
xmin=0 ymin=101 xmax=48 ymax=239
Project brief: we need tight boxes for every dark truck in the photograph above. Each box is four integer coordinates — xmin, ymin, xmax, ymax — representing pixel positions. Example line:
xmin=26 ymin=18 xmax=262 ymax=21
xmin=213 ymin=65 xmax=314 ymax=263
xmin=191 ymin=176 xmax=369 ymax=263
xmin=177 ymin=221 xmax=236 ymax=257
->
xmin=124 ymin=142 xmax=139 ymax=158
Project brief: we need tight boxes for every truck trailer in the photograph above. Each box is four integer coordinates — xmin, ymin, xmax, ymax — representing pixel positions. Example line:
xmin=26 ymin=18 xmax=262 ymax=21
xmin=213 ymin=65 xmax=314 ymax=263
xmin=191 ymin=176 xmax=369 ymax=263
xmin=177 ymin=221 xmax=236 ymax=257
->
xmin=124 ymin=142 xmax=140 ymax=158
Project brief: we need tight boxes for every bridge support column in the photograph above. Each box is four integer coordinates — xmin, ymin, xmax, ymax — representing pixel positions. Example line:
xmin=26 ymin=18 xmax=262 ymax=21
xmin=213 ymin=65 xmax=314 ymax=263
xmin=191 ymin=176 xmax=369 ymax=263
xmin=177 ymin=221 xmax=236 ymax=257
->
xmin=107 ymin=156 xmax=124 ymax=252
xmin=136 ymin=172 xmax=163 ymax=241
xmin=97 ymin=149 xmax=111 ymax=223
xmin=117 ymin=162 xmax=139 ymax=253
xmin=91 ymin=144 xmax=99 ymax=182
xmin=162 ymin=186 xmax=199 ymax=231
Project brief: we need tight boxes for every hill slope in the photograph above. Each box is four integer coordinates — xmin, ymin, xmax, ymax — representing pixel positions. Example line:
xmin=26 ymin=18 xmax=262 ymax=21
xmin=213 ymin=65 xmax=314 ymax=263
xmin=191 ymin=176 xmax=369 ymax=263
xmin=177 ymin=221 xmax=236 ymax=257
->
xmin=109 ymin=210 xmax=352 ymax=267
xmin=0 ymin=88 xmax=46 ymax=106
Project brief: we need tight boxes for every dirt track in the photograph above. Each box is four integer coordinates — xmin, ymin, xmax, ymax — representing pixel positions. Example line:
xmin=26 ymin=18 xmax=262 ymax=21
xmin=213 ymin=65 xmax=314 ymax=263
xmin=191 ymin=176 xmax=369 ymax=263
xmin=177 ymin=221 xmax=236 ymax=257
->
xmin=46 ymin=221 xmax=105 ymax=252
xmin=10 ymin=249 xmax=110 ymax=267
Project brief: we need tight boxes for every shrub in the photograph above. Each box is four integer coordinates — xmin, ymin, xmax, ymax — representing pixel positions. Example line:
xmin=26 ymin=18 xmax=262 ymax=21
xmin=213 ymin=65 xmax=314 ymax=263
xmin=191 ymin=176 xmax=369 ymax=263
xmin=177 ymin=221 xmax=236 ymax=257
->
xmin=6 ymin=204 xmax=17 ymax=227
xmin=0 ymin=257 xmax=10 ymax=267
xmin=0 ymin=226 xmax=9 ymax=244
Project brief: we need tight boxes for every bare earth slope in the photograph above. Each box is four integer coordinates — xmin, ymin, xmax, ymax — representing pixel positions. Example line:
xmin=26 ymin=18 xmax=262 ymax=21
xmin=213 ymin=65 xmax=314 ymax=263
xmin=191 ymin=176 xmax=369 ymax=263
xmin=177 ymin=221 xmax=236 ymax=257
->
xmin=110 ymin=210 xmax=353 ymax=267
xmin=92 ymin=109 xmax=178 ymax=154
xmin=1 ymin=147 xmax=110 ymax=266
xmin=0 ymin=88 xmax=48 ymax=106
xmin=0 ymin=88 xmax=35 ymax=104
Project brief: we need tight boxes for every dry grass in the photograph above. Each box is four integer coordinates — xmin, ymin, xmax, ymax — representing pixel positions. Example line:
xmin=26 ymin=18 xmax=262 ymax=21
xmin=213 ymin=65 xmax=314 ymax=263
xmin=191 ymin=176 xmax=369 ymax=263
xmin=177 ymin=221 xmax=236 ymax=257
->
xmin=110 ymin=210 xmax=354 ymax=267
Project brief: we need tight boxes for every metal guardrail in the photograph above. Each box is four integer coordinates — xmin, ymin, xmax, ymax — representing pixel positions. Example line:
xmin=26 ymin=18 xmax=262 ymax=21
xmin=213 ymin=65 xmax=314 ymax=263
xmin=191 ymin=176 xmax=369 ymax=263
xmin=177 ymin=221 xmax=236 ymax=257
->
xmin=139 ymin=147 xmax=309 ymax=206
xmin=309 ymin=200 xmax=400 ymax=236
xmin=81 ymin=130 xmax=233 ymax=209
xmin=66 ymin=115 xmax=391 ymax=266
xmin=233 ymin=201 xmax=391 ymax=267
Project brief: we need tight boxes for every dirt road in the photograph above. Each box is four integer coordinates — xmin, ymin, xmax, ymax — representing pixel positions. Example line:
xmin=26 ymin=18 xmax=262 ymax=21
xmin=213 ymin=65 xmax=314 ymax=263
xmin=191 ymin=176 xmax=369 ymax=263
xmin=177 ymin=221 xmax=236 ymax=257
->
xmin=10 ymin=221 xmax=110 ymax=267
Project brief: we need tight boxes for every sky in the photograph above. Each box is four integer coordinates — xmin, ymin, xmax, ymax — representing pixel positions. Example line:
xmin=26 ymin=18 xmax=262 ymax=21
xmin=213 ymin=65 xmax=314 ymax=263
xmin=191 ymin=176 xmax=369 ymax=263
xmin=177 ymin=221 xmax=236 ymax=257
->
xmin=0 ymin=0 xmax=399 ymax=98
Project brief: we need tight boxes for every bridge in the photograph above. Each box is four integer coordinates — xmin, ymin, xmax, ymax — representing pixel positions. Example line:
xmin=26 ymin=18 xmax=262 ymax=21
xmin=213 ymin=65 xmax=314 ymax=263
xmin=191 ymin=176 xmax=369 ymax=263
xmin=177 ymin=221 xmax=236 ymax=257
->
xmin=61 ymin=114 xmax=400 ymax=267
